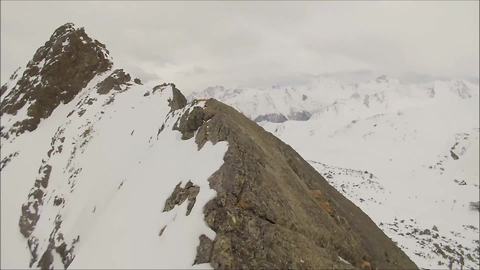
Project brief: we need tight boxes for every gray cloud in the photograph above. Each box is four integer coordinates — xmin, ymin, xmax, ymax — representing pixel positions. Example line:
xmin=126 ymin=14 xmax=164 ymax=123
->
xmin=1 ymin=1 xmax=478 ymax=94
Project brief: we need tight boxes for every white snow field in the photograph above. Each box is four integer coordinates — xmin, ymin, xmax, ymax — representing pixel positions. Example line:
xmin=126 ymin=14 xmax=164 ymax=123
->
xmin=192 ymin=76 xmax=480 ymax=269
xmin=1 ymin=68 xmax=228 ymax=269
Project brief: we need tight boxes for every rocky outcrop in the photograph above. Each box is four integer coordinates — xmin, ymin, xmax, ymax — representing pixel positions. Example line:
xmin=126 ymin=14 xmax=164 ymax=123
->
xmin=169 ymin=84 xmax=188 ymax=111
xmin=254 ymin=113 xmax=288 ymax=123
xmin=173 ymin=105 xmax=205 ymax=140
xmin=175 ymin=99 xmax=418 ymax=269
xmin=450 ymin=150 xmax=459 ymax=160
xmin=19 ymin=164 xmax=52 ymax=238
xmin=96 ymin=69 xmax=131 ymax=94
xmin=35 ymin=215 xmax=78 ymax=269
xmin=163 ymin=181 xmax=200 ymax=216
xmin=0 ymin=23 xmax=112 ymax=135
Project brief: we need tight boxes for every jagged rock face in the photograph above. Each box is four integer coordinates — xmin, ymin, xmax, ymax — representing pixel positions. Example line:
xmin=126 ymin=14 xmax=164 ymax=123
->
xmin=96 ymin=69 xmax=132 ymax=95
xmin=174 ymin=106 xmax=205 ymax=140
xmin=0 ymin=23 xmax=112 ymax=136
xmin=174 ymin=99 xmax=418 ymax=270
xmin=163 ymin=181 xmax=200 ymax=216
xmin=169 ymin=85 xmax=188 ymax=111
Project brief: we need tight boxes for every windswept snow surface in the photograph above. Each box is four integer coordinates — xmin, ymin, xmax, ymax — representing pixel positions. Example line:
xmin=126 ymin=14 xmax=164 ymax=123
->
xmin=193 ymin=77 xmax=480 ymax=269
xmin=1 ymin=70 xmax=227 ymax=269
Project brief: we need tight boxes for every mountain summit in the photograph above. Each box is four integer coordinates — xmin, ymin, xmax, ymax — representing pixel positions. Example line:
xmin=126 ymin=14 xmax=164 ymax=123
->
xmin=1 ymin=23 xmax=112 ymax=136
xmin=1 ymin=24 xmax=417 ymax=269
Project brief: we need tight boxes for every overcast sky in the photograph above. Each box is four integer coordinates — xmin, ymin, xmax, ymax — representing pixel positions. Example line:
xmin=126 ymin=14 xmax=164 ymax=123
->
xmin=1 ymin=1 xmax=479 ymax=93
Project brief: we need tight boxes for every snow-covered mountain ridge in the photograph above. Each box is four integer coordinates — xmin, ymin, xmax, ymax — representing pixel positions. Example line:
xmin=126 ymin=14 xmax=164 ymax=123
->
xmin=1 ymin=23 xmax=417 ymax=269
xmin=192 ymin=74 xmax=480 ymax=269
xmin=1 ymin=25 xmax=227 ymax=267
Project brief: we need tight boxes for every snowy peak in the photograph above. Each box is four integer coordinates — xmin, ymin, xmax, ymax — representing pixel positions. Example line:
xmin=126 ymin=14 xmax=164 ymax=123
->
xmin=49 ymin=23 xmax=77 ymax=41
xmin=33 ymin=23 xmax=111 ymax=67
xmin=0 ymin=23 xmax=113 ymax=137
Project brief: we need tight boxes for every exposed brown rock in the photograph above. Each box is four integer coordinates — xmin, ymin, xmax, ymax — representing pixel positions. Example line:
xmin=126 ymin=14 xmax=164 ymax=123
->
xmin=35 ymin=215 xmax=79 ymax=269
xmin=0 ymin=151 xmax=19 ymax=170
xmin=173 ymin=106 xmax=205 ymax=140
xmin=163 ymin=180 xmax=200 ymax=216
xmin=174 ymin=98 xmax=418 ymax=269
xmin=96 ymin=69 xmax=131 ymax=95
xmin=152 ymin=84 xmax=168 ymax=93
xmin=169 ymin=84 xmax=187 ymax=111
xmin=450 ymin=150 xmax=459 ymax=160
xmin=159 ymin=225 xmax=167 ymax=237
xmin=19 ymin=164 xmax=52 ymax=238
xmin=0 ymin=23 xmax=112 ymax=136
xmin=194 ymin=234 xmax=214 ymax=265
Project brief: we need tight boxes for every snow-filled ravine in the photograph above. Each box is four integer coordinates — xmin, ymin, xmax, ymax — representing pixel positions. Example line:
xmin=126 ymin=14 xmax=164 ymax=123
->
xmin=1 ymin=69 xmax=228 ymax=269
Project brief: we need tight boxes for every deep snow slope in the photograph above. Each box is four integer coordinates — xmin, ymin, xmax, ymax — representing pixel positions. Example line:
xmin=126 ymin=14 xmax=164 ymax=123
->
xmin=193 ymin=77 xmax=480 ymax=269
